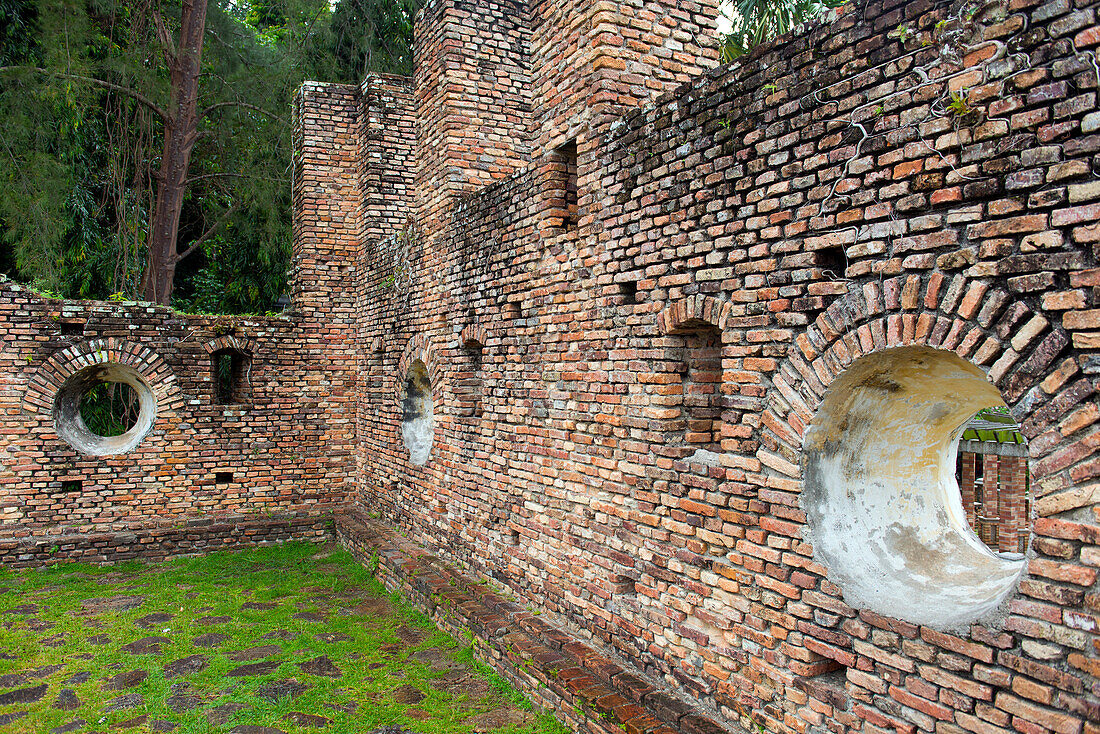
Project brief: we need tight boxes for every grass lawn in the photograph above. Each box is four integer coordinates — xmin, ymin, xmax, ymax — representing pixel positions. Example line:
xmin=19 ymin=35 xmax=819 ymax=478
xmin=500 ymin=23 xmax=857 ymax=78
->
xmin=0 ymin=542 xmax=571 ymax=734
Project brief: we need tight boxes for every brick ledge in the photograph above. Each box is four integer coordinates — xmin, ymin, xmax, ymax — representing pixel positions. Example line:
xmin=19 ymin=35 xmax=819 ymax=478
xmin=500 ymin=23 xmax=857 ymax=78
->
xmin=0 ymin=512 xmax=335 ymax=568
xmin=335 ymin=509 xmax=736 ymax=734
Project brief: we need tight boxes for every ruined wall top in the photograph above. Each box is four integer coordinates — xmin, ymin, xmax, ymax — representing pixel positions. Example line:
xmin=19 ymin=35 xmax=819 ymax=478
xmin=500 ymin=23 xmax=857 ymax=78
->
xmin=411 ymin=0 xmax=722 ymax=234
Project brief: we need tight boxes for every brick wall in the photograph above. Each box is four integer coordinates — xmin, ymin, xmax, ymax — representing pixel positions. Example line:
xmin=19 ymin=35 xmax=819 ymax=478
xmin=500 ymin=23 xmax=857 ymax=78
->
xmin=413 ymin=0 xmax=533 ymax=235
xmin=347 ymin=0 xmax=1100 ymax=732
xmin=958 ymin=448 xmax=1030 ymax=553
xmin=529 ymin=0 xmax=721 ymax=152
xmin=0 ymin=82 xmax=366 ymax=554
xmin=2 ymin=0 xmax=1098 ymax=732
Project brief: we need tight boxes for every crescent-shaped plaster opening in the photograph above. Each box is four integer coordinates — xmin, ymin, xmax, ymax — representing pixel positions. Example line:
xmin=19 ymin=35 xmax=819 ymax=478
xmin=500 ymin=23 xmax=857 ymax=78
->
xmin=401 ymin=359 xmax=434 ymax=466
xmin=53 ymin=364 xmax=157 ymax=456
xmin=802 ymin=346 xmax=1028 ymax=630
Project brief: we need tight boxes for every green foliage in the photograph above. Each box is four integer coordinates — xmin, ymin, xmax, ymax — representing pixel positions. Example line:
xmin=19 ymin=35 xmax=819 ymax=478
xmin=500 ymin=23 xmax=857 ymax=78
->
xmin=79 ymin=380 xmax=139 ymax=437
xmin=946 ymin=89 xmax=977 ymax=120
xmin=328 ymin=0 xmax=420 ymax=79
xmin=961 ymin=405 xmax=1024 ymax=444
xmin=720 ymin=0 xmax=848 ymax=61
xmin=890 ymin=22 xmax=915 ymax=44
xmin=0 ymin=0 xmax=420 ymax=313
xmin=0 ymin=0 xmax=38 ymax=66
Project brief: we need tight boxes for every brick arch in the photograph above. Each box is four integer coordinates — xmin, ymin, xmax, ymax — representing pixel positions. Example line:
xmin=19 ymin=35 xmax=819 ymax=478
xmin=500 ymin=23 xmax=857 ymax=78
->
xmin=454 ymin=325 xmax=486 ymax=420
xmin=396 ymin=333 xmax=447 ymax=416
xmin=657 ymin=295 xmax=732 ymax=334
xmin=22 ymin=338 xmax=184 ymax=415
xmin=758 ymin=274 xmax=1086 ymax=500
xmin=458 ymin=324 xmax=487 ymax=349
xmin=202 ymin=335 xmax=256 ymax=355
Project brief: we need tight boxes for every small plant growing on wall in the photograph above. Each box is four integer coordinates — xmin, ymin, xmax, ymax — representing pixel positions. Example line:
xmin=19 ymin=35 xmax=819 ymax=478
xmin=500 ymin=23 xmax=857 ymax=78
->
xmin=890 ymin=23 xmax=915 ymax=44
xmin=946 ymin=90 xmax=977 ymax=120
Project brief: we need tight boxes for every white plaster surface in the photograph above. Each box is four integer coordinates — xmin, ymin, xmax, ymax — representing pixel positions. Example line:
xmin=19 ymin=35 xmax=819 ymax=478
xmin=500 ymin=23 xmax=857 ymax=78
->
xmin=802 ymin=346 xmax=1027 ymax=630
xmin=401 ymin=360 xmax=434 ymax=466
xmin=53 ymin=363 xmax=157 ymax=456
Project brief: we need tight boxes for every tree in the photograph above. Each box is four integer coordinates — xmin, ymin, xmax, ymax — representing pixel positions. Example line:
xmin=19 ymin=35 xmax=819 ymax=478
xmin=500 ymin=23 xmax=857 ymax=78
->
xmin=328 ymin=0 xmax=419 ymax=79
xmin=0 ymin=0 xmax=293 ymax=306
xmin=0 ymin=0 xmax=37 ymax=67
xmin=1 ymin=0 xmax=221 ymax=304
xmin=0 ymin=0 xmax=420 ymax=311
xmin=719 ymin=0 xmax=847 ymax=61
xmin=142 ymin=0 xmax=211 ymax=304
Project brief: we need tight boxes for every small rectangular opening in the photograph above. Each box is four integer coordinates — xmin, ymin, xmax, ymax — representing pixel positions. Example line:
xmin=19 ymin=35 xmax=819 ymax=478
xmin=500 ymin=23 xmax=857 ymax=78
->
xmin=59 ymin=321 xmax=84 ymax=336
xmin=611 ymin=574 xmax=636 ymax=595
xmin=505 ymin=528 xmax=519 ymax=546
xmin=215 ymin=472 xmax=233 ymax=484
xmin=679 ymin=327 xmax=724 ymax=453
xmin=794 ymin=667 xmax=848 ymax=708
xmin=60 ymin=480 xmax=82 ymax=493
xmin=618 ymin=281 xmax=638 ymax=304
xmin=213 ymin=350 xmax=250 ymax=405
xmin=551 ymin=140 xmax=578 ymax=229
xmin=460 ymin=343 xmax=484 ymax=418
xmin=814 ymin=246 xmax=847 ymax=280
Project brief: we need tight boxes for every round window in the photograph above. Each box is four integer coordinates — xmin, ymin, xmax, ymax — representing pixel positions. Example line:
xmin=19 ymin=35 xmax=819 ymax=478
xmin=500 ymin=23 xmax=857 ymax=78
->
xmin=54 ymin=364 xmax=157 ymax=456
xmin=802 ymin=346 xmax=1028 ymax=630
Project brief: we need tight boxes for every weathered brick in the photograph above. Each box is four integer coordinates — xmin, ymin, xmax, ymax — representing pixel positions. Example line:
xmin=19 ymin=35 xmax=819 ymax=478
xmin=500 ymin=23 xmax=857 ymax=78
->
xmin=995 ymin=692 xmax=1083 ymax=734
xmin=0 ymin=6 xmax=1097 ymax=734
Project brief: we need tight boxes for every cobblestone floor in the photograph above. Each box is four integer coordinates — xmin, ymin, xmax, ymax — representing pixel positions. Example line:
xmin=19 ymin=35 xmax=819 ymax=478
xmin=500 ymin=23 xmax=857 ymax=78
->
xmin=0 ymin=542 xmax=569 ymax=734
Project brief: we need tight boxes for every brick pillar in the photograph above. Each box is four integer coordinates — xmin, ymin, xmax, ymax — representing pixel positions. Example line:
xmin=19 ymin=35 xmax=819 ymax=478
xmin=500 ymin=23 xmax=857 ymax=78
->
xmin=290 ymin=81 xmax=364 ymax=504
xmin=958 ymin=452 xmax=976 ymax=530
xmin=413 ymin=0 xmax=533 ymax=237
xmin=529 ymin=0 xmax=721 ymax=153
xmin=981 ymin=454 xmax=999 ymax=548
xmin=356 ymin=74 xmax=416 ymax=516
xmin=291 ymin=82 xmax=362 ymax=314
xmin=998 ymin=455 xmax=1028 ymax=553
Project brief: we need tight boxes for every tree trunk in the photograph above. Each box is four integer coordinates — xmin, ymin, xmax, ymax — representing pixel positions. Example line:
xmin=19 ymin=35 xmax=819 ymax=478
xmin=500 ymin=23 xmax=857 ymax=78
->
xmin=142 ymin=0 xmax=208 ymax=305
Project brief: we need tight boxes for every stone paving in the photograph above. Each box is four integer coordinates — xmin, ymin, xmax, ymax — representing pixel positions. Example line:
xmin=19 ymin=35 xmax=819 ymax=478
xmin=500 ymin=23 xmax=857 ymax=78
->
xmin=0 ymin=543 xmax=568 ymax=734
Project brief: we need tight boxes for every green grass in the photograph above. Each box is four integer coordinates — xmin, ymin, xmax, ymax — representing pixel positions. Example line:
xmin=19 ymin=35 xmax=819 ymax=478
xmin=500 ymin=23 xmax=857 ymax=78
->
xmin=0 ymin=543 xmax=571 ymax=734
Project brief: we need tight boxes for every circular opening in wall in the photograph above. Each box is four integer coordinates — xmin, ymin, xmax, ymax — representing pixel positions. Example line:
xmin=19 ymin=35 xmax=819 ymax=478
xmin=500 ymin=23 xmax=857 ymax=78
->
xmin=54 ymin=364 xmax=157 ymax=456
xmin=79 ymin=381 xmax=140 ymax=437
xmin=401 ymin=359 xmax=434 ymax=466
xmin=802 ymin=346 xmax=1028 ymax=630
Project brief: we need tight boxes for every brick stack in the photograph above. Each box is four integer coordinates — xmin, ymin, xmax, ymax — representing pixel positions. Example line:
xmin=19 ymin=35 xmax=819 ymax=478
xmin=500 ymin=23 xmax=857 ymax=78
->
xmin=998 ymin=455 xmax=1030 ymax=553
xmin=957 ymin=451 xmax=1030 ymax=552
xmin=412 ymin=0 xmax=533 ymax=236
xmin=529 ymin=0 xmax=721 ymax=152
xmin=960 ymin=452 xmax=979 ymax=529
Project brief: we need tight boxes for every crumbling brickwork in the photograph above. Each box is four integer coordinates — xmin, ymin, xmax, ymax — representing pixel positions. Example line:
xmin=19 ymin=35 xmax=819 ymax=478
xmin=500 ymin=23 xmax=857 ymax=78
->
xmin=2 ymin=0 xmax=1099 ymax=732
xmin=336 ymin=0 xmax=1100 ymax=732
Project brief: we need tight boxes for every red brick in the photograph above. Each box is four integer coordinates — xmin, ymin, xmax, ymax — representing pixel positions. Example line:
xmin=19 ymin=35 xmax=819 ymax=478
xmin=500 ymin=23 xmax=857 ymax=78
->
xmin=995 ymin=692 xmax=1083 ymax=734
xmin=1028 ymin=559 xmax=1097 ymax=587
xmin=920 ymin=629 xmax=994 ymax=664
